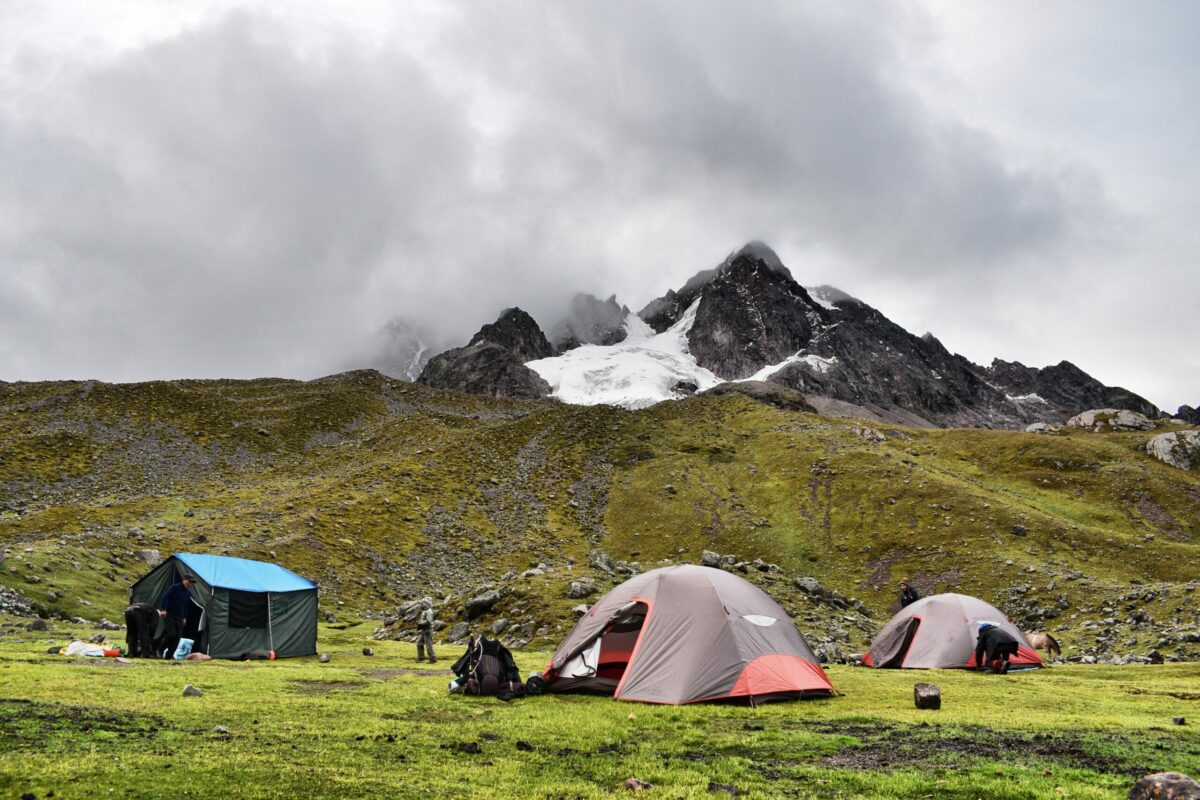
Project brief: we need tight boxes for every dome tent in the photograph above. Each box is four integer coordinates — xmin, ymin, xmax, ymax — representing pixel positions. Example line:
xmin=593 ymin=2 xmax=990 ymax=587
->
xmin=130 ymin=553 xmax=317 ymax=659
xmin=863 ymin=592 xmax=1042 ymax=670
xmin=543 ymin=565 xmax=834 ymax=704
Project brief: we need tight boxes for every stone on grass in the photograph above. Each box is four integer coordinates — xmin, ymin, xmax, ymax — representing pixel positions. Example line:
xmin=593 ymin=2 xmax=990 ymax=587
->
xmin=211 ymin=726 xmax=230 ymax=735
xmin=914 ymin=683 xmax=941 ymax=710
xmin=26 ymin=619 xmax=48 ymax=631
xmin=319 ymin=653 xmax=331 ymax=663
xmin=465 ymin=590 xmax=501 ymax=619
xmin=445 ymin=622 xmax=471 ymax=643
xmin=1126 ymin=772 xmax=1200 ymax=800
xmin=1174 ymin=717 xmax=1186 ymax=726
xmin=182 ymin=684 xmax=203 ymax=697
xmin=88 ymin=633 xmax=106 ymax=644
xmin=567 ymin=578 xmax=596 ymax=598
xmin=362 ymin=647 xmax=374 ymax=657
xmin=624 ymin=778 xmax=652 ymax=791
xmin=572 ymin=604 xmax=589 ymax=617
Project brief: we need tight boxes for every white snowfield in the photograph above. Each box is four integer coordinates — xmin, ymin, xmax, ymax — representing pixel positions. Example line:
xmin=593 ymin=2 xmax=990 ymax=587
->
xmin=526 ymin=300 xmax=722 ymax=410
xmin=527 ymin=298 xmax=839 ymax=410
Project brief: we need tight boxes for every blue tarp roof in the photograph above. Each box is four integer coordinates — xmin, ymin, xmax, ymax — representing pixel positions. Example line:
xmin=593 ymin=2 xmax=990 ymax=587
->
xmin=174 ymin=553 xmax=316 ymax=593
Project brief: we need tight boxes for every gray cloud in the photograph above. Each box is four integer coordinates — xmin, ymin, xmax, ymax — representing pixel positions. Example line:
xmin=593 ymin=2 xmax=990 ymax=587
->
xmin=0 ymin=2 xmax=1195 ymax=410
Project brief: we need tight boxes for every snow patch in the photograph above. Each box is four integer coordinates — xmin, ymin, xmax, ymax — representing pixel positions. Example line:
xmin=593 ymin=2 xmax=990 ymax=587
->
xmin=526 ymin=300 xmax=722 ymax=410
xmin=1006 ymin=393 xmax=1048 ymax=404
xmin=741 ymin=353 xmax=839 ymax=383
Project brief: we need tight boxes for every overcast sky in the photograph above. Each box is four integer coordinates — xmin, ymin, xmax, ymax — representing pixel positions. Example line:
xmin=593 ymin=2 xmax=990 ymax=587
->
xmin=1 ymin=1 xmax=1196 ymax=410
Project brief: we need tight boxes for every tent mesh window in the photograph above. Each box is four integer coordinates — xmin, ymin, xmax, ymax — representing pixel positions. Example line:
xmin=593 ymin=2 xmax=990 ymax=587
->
xmin=228 ymin=590 xmax=269 ymax=628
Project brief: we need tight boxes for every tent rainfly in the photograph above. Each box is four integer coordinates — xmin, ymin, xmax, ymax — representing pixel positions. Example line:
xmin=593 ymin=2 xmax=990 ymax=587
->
xmin=131 ymin=553 xmax=317 ymax=659
xmin=543 ymin=565 xmax=834 ymax=704
xmin=863 ymin=592 xmax=1043 ymax=670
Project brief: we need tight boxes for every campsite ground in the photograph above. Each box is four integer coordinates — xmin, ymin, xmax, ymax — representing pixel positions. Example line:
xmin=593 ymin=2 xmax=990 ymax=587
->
xmin=2 ymin=621 xmax=1198 ymax=799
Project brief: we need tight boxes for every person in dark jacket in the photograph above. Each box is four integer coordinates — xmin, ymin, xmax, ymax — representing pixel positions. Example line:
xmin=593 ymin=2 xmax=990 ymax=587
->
xmin=899 ymin=581 xmax=920 ymax=608
xmin=974 ymin=621 xmax=1019 ymax=673
xmin=123 ymin=602 xmax=159 ymax=658
xmin=158 ymin=575 xmax=195 ymax=659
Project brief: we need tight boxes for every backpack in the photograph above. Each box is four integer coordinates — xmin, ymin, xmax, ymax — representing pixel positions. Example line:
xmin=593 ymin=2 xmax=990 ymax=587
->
xmin=452 ymin=636 xmax=525 ymax=700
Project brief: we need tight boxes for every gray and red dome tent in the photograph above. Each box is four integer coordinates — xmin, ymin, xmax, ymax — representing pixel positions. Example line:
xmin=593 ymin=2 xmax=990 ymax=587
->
xmin=543 ymin=565 xmax=834 ymax=704
xmin=863 ymin=592 xmax=1042 ymax=670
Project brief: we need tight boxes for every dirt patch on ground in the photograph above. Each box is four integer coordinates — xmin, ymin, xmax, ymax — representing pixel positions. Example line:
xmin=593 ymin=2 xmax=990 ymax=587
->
xmin=356 ymin=667 xmax=447 ymax=679
xmin=0 ymin=698 xmax=171 ymax=747
xmin=292 ymin=680 xmax=368 ymax=694
xmin=807 ymin=720 xmax=1148 ymax=776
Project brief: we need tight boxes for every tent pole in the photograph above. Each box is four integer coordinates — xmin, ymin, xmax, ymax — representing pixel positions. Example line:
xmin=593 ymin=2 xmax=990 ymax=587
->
xmin=267 ymin=592 xmax=275 ymax=653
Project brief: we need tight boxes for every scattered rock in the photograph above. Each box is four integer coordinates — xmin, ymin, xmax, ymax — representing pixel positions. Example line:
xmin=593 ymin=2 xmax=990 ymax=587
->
xmin=589 ymin=550 xmax=615 ymax=574
xmin=182 ymin=684 xmax=203 ymax=697
xmin=624 ymin=778 xmax=652 ymax=791
xmin=1011 ymin=524 xmax=1028 ymax=536
xmin=211 ymin=726 xmax=230 ymax=735
xmin=567 ymin=578 xmax=596 ymax=599
xmin=1025 ymin=422 xmax=1063 ymax=435
xmin=491 ymin=618 xmax=509 ymax=635
xmin=1174 ymin=717 xmax=1186 ymax=726
xmin=319 ymin=653 xmax=331 ymax=663
xmin=914 ymin=683 xmax=941 ymax=710
xmin=465 ymin=590 xmax=501 ymax=619
xmin=708 ymin=782 xmax=743 ymax=796
xmin=27 ymin=618 xmax=48 ymax=631
xmin=700 ymin=550 xmax=721 ymax=568
xmin=1126 ymin=772 xmax=1200 ymax=800
xmin=1066 ymin=408 xmax=1155 ymax=432
xmin=445 ymin=622 xmax=471 ymax=643
xmin=362 ymin=648 xmax=374 ymax=657
xmin=1146 ymin=430 xmax=1200 ymax=471
xmin=96 ymin=619 xmax=121 ymax=631
xmin=572 ymin=604 xmax=589 ymax=617
xmin=88 ymin=633 xmax=106 ymax=644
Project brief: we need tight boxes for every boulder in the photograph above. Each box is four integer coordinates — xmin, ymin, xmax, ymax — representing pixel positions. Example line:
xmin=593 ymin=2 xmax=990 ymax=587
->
xmin=1067 ymin=409 xmax=1156 ymax=432
xmin=445 ymin=622 xmax=471 ymax=643
xmin=362 ymin=648 xmax=374 ymax=657
xmin=572 ymin=604 xmax=590 ymax=617
xmin=700 ymin=550 xmax=722 ymax=568
xmin=465 ymin=590 xmax=501 ymax=619
xmin=1126 ymin=772 xmax=1200 ymax=800
xmin=1024 ymin=422 xmax=1063 ymax=435
xmin=491 ymin=618 xmax=508 ymax=635
xmin=1146 ymin=430 xmax=1200 ymax=471
xmin=914 ymin=683 xmax=941 ymax=710
xmin=589 ymin=550 xmax=615 ymax=574
xmin=567 ymin=578 xmax=596 ymax=599
xmin=182 ymin=684 xmax=204 ymax=697
xmin=26 ymin=619 xmax=48 ymax=631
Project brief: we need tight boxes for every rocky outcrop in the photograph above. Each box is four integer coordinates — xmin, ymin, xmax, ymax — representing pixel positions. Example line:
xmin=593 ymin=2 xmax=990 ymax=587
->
xmin=1127 ymin=772 xmax=1200 ymax=800
xmin=1066 ymin=408 xmax=1156 ymax=432
xmin=986 ymin=359 xmax=1159 ymax=420
xmin=550 ymin=294 xmax=629 ymax=352
xmin=1025 ymin=422 xmax=1063 ymax=435
xmin=418 ymin=308 xmax=553 ymax=399
xmin=1176 ymin=405 xmax=1200 ymax=424
xmin=1146 ymin=430 xmax=1200 ymax=471
xmin=467 ymin=308 xmax=555 ymax=362
xmin=418 ymin=342 xmax=550 ymax=399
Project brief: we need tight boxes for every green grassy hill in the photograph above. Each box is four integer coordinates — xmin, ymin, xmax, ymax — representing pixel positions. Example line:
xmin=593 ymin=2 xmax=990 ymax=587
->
xmin=2 ymin=371 xmax=1198 ymax=660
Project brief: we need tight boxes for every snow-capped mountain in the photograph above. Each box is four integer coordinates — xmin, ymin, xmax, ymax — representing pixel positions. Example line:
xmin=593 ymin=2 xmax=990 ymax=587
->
xmin=417 ymin=242 xmax=1160 ymax=428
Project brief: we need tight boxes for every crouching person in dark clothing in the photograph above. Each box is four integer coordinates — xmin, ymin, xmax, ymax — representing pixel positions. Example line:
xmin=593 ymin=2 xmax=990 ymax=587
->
xmin=974 ymin=621 xmax=1019 ymax=674
xmin=124 ymin=602 xmax=159 ymax=658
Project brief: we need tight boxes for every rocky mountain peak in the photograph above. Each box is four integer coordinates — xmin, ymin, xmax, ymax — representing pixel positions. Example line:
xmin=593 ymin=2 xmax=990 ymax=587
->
xmin=468 ymin=307 xmax=555 ymax=362
xmin=549 ymin=293 xmax=630 ymax=352
xmin=418 ymin=307 xmax=553 ymax=399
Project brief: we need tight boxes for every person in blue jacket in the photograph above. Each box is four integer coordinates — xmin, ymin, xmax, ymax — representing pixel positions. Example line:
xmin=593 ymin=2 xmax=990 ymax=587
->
xmin=159 ymin=574 xmax=195 ymax=658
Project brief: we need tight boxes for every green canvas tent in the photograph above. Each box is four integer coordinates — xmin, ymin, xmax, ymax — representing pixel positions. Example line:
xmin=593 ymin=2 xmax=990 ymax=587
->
xmin=131 ymin=553 xmax=318 ymax=659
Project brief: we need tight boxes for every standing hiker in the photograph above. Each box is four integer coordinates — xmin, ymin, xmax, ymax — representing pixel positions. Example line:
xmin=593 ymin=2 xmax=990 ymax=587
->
xmin=158 ymin=574 xmax=195 ymax=659
xmin=899 ymin=580 xmax=920 ymax=608
xmin=416 ymin=597 xmax=437 ymax=664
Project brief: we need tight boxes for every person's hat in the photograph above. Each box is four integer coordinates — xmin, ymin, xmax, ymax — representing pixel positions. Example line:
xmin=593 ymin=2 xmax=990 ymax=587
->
xmin=182 ymin=574 xmax=196 ymax=582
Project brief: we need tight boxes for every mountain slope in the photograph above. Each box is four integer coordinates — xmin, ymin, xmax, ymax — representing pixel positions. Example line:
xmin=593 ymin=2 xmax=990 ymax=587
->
xmin=2 ymin=372 xmax=1198 ymax=661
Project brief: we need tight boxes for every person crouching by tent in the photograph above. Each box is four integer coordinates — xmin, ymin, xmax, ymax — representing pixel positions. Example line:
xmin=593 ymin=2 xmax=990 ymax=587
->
xmin=899 ymin=580 xmax=920 ymax=608
xmin=123 ymin=602 xmax=159 ymax=658
xmin=416 ymin=598 xmax=437 ymax=664
xmin=158 ymin=574 xmax=195 ymax=659
xmin=974 ymin=620 xmax=1019 ymax=674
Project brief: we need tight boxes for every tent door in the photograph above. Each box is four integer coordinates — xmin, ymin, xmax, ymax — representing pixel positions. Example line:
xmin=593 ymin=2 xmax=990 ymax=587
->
xmin=596 ymin=602 xmax=647 ymax=682
xmin=881 ymin=617 xmax=921 ymax=668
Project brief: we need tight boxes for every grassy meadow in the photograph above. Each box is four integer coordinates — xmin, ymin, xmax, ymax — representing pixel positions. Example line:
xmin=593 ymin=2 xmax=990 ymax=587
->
xmin=2 ymin=620 xmax=1198 ymax=799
